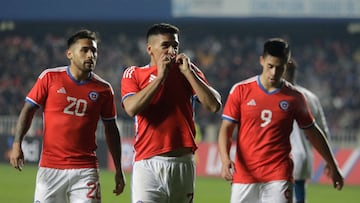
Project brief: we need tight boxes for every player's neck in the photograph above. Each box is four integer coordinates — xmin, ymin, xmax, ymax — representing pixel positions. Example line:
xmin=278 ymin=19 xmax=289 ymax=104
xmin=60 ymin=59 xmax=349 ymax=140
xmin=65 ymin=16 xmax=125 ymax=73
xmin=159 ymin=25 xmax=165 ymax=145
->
xmin=259 ymin=76 xmax=282 ymax=92
xmin=69 ymin=66 xmax=91 ymax=82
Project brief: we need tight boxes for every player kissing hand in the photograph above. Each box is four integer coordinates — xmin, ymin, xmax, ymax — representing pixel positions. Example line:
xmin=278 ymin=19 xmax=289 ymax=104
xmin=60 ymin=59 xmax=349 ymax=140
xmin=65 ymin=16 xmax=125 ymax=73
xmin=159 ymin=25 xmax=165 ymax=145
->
xmin=176 ymin=53 xmax=191 ymax=74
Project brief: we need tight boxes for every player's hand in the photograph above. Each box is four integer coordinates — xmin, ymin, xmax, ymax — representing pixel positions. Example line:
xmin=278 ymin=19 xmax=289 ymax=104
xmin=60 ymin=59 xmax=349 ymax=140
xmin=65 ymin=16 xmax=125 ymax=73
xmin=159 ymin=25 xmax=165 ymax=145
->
xmin=113 ymin=170 xmax=126 ymax=195
xmin=221 ymin=160 xmax=235 ymax=181
xmin=9 ymin=142 xmax=25 ymax=171
xmin=176 ymin=53 xmax=191 ymax=74
xmin=324 ymin=164 xmax=344 ymax=190
xmin=156 ymin=53 xmax=174 ymax=80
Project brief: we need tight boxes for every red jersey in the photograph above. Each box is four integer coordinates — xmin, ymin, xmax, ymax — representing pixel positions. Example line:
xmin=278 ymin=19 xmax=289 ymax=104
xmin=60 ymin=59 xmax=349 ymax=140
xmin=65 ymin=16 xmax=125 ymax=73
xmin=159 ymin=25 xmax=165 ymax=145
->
xmin=121 ymin=64 xmax=208 ymax=161
xmin=26 ymin=66 xmax=117 ymax=169
xmin=222 ymin=76 xmax=314 ymax=183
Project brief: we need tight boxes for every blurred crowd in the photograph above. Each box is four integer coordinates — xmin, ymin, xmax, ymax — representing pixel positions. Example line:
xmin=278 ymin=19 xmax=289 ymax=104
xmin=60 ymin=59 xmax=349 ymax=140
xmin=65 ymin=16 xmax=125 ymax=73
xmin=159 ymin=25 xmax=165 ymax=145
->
xmin=1 ymin=23 xmax=359 ymax=141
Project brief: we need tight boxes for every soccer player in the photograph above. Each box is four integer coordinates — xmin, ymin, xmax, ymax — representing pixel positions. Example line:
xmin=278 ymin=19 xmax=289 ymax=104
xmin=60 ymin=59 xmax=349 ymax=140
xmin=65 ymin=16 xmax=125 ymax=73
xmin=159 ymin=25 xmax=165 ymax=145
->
xmin=9 ymin=29 xmax=126 ymax=202
xmin=121 ymin=23 xmax=221 ymax=203
xmin=284 ymin=59 xmax=331 ymax=203
xmin=218 ymin=38 xmax=343 ymax=203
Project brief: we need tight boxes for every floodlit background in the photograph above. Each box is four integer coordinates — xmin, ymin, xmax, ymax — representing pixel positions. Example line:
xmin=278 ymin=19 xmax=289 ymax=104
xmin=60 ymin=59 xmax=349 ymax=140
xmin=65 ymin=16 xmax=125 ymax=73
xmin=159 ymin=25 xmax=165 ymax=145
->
xmin=0 ymin=0 xmax=360 ymax=201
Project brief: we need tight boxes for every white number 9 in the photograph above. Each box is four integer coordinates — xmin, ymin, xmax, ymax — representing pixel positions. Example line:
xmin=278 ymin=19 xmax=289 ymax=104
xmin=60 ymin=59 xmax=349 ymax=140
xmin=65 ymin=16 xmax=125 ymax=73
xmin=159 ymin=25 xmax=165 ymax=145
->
xmin=260 ymin=109 xmax=272 ymax=127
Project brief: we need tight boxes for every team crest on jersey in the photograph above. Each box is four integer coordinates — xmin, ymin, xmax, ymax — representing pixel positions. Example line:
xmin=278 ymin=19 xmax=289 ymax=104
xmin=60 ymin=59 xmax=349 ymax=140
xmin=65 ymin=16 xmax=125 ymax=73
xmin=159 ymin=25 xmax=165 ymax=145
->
xmin=88 ymin=91 xmax=99 ymax=101
xmin=279 ymin=100 xmax=289 ymax=111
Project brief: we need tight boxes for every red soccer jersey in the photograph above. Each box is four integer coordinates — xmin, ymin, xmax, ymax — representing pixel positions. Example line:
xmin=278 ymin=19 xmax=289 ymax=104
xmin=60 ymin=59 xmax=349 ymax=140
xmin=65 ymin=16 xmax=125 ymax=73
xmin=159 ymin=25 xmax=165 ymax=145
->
xmin=26 ymin=66 xmax=117 ymax=169
xmin=121 ymin=64 xmax=208 ymax=161
xmin=222 ymin=76 xmax=314 ymax=183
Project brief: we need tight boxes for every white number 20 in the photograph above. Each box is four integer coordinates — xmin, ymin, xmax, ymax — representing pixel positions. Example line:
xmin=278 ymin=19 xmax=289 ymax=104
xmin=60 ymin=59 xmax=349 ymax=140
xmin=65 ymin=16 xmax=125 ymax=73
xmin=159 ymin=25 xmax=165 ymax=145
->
xmin=260 ymin=109 xmax=272 ymax=127
xmin=63 ymin=96 xmax=87 ymax=117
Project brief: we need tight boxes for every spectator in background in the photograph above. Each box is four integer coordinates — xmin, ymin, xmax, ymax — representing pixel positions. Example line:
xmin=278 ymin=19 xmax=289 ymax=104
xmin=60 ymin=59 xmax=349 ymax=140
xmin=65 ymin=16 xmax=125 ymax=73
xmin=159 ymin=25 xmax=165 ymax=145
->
xmin=121 ymin=23 xmax=221 ymax=203
xmin=283 ymin=59 xmax=331 ymax=203
xmin=9 ymin=29 xmax=125 ymax=202
xmin=1 ymin=23 xmax=359 ymax=142
xmin=218 ymin=38 xmax=343 ymax=203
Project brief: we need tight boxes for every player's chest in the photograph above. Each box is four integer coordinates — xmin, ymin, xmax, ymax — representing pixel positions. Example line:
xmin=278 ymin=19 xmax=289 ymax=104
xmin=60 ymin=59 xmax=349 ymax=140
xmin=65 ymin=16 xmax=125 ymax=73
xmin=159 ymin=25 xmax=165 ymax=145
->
xmin=137 ymin=69 xmax=189 ymax=92
xmin=240 ymin=94 xmax=295 ymax=122
xmin=46 ymin=82 xmax=104 ymax=113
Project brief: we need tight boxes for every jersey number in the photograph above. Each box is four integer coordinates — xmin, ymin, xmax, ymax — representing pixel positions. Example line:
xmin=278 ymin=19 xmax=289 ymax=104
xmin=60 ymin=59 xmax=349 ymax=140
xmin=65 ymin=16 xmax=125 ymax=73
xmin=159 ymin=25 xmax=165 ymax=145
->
xmin=260 ymin=109 xmax=272 ymax=127
xmin=64 ymin=96 xmax=87 ymax=116
xmin=87 ymin=181 xmax=101 ymax=200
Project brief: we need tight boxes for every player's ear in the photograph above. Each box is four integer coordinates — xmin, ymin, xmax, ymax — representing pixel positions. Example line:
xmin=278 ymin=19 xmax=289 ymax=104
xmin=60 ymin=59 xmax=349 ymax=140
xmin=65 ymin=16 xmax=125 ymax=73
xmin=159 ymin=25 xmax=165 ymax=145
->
xmin=66 ymin=49 xmax=72 ymax=60
xmin=259 ymin=56 xmax=264 ymax=66
xmin=146 ymin=43 xmax=152 ymax=55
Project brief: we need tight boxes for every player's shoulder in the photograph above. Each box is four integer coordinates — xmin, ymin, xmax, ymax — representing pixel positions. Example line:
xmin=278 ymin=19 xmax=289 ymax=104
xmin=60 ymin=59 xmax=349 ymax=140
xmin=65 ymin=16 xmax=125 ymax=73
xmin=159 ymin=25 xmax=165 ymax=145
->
xmin=122 ymin=65 xmax=150 ymax=78
xmin=239 ymin=76 xmax=257 ymax=85
xmin=91 ymin=72 xmax=112 ymax=88
xmin=283 ymin=80 xmax=303 ymax=94
xmin=296 ymin=85 xmax=317 ymax=97
xmin=295 ymin=85 xmax=321 ymax=104
xmin=38 ymin=66 xmax=67 ymax=79
xmin=235 ymin=76 xmax=257 ymax=87
xmin=229 ymin=76 xmax=257 ymax=94
xmin=280 ymin=81 xmax=312 ymax=105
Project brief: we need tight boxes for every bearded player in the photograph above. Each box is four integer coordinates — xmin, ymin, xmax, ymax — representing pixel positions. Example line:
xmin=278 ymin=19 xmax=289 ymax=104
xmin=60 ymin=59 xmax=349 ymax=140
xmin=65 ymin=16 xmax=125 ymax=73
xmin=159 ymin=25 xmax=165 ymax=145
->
xmin=9 ymin=29 xmax=125 ymax=202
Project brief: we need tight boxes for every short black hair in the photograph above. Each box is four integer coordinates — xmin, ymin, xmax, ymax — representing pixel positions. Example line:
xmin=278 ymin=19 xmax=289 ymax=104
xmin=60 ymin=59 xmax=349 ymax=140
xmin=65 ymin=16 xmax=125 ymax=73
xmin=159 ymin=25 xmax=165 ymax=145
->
xmin=67 ymin=29 xmax=98 ymax=48
xmin=263 ymin=38 xmax=291 ymax=62
xmin=146 ymin=23 xmax=179 ymax=42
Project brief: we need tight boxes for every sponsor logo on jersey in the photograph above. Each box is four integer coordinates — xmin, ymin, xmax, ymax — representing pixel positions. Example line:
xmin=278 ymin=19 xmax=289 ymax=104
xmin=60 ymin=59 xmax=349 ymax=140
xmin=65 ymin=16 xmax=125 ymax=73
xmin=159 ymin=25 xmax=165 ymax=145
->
xmin=247 ymin=99 xmax=256 ymax=106
xmin=57 ymin=87 xmax=67 ymax=94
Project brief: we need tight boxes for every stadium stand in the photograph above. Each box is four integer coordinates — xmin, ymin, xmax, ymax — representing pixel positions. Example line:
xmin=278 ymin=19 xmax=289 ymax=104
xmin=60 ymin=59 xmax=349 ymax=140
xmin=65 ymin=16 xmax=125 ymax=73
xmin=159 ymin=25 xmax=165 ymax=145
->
xmin=0 ymin=21 xmax=359 ymax=147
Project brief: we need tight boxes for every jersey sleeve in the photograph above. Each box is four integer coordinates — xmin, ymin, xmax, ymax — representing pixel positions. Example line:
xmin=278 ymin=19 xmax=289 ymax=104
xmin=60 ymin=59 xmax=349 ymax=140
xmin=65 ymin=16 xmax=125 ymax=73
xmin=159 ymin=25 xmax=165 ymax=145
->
xmin=191 ymin=63 xmax=209 ymax=85
xmin=26 ymin=70 xmax=49 ymax=107
xmin=101 ymin=85 xmax=117 ymax=121
xmin=222 ymin=84 xmax=241 ymax=123
xmin=191 ymin=63 xmax=213 ymax=101
xmin=121 ymin=66 xmax=139 ymax=102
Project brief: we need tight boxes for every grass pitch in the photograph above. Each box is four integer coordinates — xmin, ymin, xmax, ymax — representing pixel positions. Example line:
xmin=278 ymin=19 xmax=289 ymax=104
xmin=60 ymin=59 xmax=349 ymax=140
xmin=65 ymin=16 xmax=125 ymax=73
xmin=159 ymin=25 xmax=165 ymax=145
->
xmin=1 ymin=163 xmax=359 ymax=202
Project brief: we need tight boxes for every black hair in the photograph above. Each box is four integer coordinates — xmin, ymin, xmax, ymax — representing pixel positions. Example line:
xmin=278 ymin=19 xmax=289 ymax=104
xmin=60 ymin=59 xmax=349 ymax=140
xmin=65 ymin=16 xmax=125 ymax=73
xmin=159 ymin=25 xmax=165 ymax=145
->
xmin=67 ymin=29 xmax=98 ymax=48
xmin=146 ymin=23 xmax=179 ymax=42
xmin=263 ymin=38 xmax=291 ymax=62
